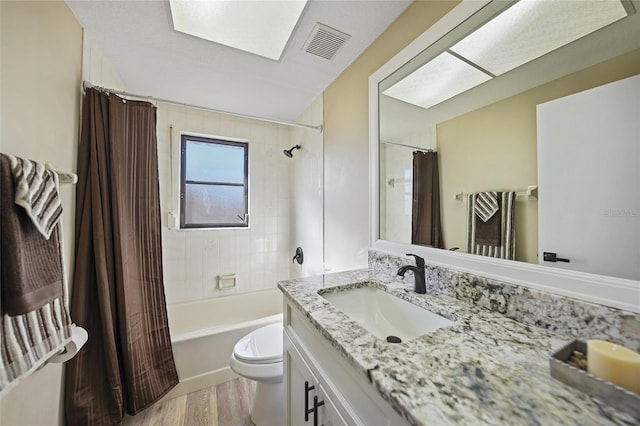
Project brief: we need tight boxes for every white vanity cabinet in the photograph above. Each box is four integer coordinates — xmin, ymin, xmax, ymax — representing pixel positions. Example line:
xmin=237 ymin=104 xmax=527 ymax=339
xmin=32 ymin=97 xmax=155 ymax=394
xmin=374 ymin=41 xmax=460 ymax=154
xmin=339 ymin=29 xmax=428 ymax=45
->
xmin=285 ymin=335 xmax=347 ymax=426
xmin=283 ymin=298 xmax=409 ymax=426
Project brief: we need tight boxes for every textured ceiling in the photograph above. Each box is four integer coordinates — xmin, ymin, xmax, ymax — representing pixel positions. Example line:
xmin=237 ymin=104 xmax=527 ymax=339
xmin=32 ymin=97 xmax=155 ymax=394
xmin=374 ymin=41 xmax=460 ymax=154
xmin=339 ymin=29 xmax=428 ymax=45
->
xmin=66 ymin=0 xmax=412 ymax=122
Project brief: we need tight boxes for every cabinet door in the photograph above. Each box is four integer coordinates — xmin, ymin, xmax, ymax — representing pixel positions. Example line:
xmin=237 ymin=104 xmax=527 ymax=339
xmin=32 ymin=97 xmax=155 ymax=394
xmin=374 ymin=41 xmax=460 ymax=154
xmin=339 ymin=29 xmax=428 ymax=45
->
xmin=318 ymin=383 xmax=348 ymax=426
xmin=285 ymin=348 xmax=312 ymax=425
xmin=285 ymin=335 xmax=317 ymax=426
xmin=285 ymin=333 xmax=347 ymax=426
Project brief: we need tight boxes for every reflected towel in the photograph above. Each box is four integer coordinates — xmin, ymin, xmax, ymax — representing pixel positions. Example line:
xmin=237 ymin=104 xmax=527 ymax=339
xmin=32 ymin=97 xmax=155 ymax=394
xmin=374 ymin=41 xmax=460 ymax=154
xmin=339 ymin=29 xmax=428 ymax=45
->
xmin=475 ymin=194 xmax=501 ymax=246
xmin=474 ymin=191 xmax=499 ymax=222
xmin=466 ymin=192 xmax=516 ymax=260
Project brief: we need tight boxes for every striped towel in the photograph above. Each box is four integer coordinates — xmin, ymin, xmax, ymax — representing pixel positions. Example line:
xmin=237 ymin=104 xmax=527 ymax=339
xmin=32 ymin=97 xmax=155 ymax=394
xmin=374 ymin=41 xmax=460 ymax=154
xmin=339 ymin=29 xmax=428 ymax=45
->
xmin=466 ymin=192 xmax=516 ymax=260
xmin=474 ymin=191 xmax=499 ymax=222
xmin=5 ymin=154 xmax=62 ymax=240
xmin=0 ymin=154 xmax=73 ymax=397
xmin=0 ymin=293 xmax=73 ymax=397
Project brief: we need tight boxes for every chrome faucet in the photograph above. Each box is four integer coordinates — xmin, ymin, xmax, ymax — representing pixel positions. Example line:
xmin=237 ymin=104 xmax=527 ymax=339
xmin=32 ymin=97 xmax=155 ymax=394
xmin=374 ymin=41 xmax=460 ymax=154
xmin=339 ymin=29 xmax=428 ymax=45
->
xmin=397 ymin=253 xmax=426 ymax=294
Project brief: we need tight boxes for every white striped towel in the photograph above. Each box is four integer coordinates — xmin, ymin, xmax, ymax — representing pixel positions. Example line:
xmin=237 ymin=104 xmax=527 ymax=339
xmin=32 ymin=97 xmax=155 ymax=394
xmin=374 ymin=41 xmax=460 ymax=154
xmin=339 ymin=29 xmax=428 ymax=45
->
xmin=474 ymin=191 xmax=499 ymax=222
xmin=5 ymin=155 xmax=62 ymax=240
xmin=0 ymin=154 xmax=73 ymax=397
xmin=0 ymin=292 xmax=73 ymax=398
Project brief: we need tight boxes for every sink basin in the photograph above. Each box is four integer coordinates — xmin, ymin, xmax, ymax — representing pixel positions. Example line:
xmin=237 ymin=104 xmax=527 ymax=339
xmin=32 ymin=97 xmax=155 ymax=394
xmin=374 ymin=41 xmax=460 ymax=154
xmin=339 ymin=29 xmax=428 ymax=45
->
xmin=321 ymin=287 xmax=453 ymax=342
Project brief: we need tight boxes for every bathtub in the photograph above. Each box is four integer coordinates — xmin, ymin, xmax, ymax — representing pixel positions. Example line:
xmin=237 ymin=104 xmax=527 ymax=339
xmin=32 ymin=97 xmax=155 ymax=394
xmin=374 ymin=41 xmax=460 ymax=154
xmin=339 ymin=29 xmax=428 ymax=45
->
xmin=161 ymin=288 xmax=283 ymax=400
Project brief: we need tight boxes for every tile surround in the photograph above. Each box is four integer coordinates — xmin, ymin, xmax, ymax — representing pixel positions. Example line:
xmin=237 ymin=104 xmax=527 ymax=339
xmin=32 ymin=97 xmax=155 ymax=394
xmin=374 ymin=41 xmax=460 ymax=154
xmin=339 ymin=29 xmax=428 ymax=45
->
xmin=157 ymin=105 xmax=292 ymax=304
xmin=288 ymin=96 xmax=324 ymax=278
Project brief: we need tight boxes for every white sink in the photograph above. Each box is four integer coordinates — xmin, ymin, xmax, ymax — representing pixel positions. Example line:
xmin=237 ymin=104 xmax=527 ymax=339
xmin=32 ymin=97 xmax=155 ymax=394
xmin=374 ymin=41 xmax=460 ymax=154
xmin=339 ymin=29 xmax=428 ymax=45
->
xmin=321 ymin=287 xmax=453 ymax=342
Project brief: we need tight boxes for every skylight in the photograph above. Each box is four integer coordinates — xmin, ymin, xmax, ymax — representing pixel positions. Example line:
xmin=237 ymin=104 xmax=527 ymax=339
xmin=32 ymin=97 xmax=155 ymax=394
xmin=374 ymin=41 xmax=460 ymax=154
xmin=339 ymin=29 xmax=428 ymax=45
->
xmin=169 ymin=0 xmax=308 ymax=61
xmin=383 ymin=0 xmax=632 ymax=109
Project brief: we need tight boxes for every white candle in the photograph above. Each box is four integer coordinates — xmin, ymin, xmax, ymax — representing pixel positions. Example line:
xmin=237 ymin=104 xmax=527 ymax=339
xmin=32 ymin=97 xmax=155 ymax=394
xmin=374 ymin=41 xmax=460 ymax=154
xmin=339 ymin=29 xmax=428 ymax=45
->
xmin=587 ymin=340 xmax=640 ymax=394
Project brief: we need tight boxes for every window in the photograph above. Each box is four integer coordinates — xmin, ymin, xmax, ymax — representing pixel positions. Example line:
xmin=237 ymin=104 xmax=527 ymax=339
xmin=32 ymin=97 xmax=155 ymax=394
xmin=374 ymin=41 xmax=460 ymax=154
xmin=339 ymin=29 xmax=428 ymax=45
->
xmin=180 ymin=134 xmax=249 ymax=229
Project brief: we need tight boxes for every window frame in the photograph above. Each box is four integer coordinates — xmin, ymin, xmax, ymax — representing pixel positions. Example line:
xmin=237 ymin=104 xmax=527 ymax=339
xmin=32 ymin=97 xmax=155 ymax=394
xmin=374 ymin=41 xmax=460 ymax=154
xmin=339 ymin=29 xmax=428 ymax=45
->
xmin=179 ymin=133 xmax=249 ymax=229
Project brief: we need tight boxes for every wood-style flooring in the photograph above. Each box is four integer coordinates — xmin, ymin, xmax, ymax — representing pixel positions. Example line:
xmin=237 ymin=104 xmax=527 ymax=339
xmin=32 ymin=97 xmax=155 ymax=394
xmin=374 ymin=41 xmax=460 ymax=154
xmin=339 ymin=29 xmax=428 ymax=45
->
xmin=122 ymin=378 xmax=256 ymax=426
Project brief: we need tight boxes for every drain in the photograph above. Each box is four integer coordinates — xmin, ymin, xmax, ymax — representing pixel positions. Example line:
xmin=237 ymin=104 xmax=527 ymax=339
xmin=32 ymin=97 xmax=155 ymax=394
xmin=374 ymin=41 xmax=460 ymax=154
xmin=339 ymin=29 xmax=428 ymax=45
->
xmin=386 ymin=335 xmax=402 ymax=344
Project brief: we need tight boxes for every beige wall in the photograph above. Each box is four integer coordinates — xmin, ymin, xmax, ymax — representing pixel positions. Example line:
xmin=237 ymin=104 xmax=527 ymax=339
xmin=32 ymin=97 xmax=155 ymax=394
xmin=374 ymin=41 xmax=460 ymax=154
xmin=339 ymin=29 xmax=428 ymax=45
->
xmin=438 ymin=49 xmax=640 ymax=263
xmin=323 ymin=0 xmax=460 ymax=272
xmin=0 ymin=1 xmax=82 ymax=425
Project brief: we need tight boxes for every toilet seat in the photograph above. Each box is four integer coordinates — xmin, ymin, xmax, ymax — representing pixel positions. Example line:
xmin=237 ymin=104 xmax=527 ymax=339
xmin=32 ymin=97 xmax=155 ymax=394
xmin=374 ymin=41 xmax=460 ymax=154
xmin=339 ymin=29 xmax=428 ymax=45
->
xmin=230 ymin=352 xmax=283 ymax=384
xmin=233 ymin=322 xmax=283 ymax=364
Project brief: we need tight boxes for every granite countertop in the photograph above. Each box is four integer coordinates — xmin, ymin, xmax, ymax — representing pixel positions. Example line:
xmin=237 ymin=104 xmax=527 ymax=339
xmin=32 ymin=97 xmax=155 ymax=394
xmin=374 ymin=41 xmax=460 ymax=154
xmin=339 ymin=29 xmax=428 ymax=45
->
xmin=278 ymin=269 xmax=634 ymax=426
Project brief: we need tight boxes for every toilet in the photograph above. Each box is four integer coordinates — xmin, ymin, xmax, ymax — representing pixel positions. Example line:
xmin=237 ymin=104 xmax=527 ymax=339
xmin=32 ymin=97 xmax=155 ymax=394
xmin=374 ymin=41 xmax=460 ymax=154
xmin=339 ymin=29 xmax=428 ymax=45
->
xmin=230 ymin=322 xmax=284 ymax=426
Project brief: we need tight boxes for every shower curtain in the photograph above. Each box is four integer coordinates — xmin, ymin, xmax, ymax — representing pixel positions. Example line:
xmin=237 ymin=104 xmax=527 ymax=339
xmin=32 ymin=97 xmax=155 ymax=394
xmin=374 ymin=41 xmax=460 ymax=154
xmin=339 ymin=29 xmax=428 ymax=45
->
xmin=65 ymin=88 xmax=178 ymax=425
xmin=411 ymin=151 xmax=443 ymax=248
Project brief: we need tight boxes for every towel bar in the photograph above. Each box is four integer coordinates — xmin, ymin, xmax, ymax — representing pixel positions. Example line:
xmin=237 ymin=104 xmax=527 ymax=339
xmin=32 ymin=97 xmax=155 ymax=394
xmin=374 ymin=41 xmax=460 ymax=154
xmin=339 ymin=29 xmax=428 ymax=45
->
xmin=45 ymin=163 xmax=78 ymax=184
xmin=454 ymin=185 xmax=538 ymax=202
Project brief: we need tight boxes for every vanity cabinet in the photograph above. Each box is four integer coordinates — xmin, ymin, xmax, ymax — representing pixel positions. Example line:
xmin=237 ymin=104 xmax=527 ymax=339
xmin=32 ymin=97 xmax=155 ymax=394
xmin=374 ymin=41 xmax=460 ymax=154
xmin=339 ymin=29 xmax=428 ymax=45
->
xmin=285 ymin=335 xmax=346 ymax=426
xmin=283 ymin=298 xmax=408 ymax=426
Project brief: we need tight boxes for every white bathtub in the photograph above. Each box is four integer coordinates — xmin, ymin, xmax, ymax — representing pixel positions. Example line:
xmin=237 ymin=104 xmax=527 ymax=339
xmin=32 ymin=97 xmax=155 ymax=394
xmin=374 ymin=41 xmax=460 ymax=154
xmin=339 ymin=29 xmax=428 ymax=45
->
xmin=162 ymin=288 xmax=283 ymax=400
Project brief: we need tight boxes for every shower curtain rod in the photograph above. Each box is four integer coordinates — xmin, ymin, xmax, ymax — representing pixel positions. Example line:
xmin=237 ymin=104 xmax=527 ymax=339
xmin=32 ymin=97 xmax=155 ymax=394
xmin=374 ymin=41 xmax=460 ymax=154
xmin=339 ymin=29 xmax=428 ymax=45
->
xmin=82 ymin=81 xmax=323 ymax=133
xmin=380 ymin=139 xmax=435 ymax=152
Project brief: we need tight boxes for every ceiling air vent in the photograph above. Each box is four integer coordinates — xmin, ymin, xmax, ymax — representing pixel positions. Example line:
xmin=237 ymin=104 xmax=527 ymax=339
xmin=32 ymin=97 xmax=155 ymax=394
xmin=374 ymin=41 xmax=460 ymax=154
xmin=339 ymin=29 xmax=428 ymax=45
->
xmin=303 ymin=23 xmax=351 ymax=60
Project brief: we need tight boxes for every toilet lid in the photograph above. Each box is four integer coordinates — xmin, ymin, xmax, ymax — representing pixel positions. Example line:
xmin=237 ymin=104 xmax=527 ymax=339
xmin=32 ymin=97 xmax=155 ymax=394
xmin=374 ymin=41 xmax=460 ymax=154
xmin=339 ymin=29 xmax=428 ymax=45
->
xmin=233 ymin=322 xmax=283 ymax=364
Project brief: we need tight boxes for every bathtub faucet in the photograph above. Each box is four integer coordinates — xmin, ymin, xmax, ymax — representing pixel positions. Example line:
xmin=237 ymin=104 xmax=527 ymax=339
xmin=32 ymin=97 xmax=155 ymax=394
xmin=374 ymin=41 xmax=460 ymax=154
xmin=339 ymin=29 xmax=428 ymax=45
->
xmin=397 ymin=253 xmax=426 ymax=294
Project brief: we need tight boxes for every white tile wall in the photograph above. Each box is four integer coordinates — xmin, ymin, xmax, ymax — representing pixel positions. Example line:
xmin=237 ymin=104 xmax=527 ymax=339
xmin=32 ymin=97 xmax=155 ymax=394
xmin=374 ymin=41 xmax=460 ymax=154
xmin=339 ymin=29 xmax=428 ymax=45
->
xmin=157 ymin=104 xmax=293 ymax=304
xmin=289 ymin=96 xmax=324 ymax=278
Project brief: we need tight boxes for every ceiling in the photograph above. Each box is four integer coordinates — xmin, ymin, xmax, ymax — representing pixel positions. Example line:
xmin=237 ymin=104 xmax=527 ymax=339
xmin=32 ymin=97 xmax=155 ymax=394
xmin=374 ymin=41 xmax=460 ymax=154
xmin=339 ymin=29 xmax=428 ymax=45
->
xmin=65 ymin=0 xmax=412 ymax=122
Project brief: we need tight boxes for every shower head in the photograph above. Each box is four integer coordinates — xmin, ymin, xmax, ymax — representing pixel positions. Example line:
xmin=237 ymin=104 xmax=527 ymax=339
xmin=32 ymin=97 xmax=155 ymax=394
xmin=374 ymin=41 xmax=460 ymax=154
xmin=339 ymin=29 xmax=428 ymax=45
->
xmin=283 ymin=144 xmax=301 ymax=158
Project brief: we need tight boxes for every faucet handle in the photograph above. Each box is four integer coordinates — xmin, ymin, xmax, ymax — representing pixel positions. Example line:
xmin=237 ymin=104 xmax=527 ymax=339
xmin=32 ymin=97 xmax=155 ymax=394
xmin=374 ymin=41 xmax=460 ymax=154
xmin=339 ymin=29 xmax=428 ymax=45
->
xmin=406 ymin=253 xmax=425 ymax=268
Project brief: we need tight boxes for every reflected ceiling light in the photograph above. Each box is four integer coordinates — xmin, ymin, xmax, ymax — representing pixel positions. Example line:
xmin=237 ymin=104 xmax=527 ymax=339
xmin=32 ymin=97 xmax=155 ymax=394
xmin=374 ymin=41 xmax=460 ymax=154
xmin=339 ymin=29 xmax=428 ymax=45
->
xmin=382 ymin=52 xmax=492 ymax=109
xmin=450 ymin=0 xmax=630 ymax=76
xmin=169 ymin=0 xmax=308 ymax=61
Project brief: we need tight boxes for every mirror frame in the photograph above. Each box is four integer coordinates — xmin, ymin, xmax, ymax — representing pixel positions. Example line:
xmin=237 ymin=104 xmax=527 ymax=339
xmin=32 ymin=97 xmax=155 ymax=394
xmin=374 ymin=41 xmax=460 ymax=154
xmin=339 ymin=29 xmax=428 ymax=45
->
xmin=369 ymin=0 xmax=639 ymax=314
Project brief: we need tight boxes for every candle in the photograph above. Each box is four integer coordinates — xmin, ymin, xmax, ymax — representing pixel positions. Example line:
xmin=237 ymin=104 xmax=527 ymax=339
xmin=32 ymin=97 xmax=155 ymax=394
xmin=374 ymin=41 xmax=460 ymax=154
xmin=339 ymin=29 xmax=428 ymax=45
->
xmin=587 ymin=340 xmax=640 ymax=394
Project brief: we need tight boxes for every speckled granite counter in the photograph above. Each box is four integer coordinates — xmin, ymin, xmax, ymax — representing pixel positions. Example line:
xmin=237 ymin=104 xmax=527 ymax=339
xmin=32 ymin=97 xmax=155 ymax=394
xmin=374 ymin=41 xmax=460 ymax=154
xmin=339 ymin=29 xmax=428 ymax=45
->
xmin=278 ymin=265 xmax=640 ymax=426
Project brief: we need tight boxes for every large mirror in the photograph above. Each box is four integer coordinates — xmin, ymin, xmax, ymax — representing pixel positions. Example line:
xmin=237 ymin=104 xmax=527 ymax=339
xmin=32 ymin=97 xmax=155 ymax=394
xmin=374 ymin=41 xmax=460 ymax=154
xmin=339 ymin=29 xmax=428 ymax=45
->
xmin=370 ymin=0 xmax=640 ymax=310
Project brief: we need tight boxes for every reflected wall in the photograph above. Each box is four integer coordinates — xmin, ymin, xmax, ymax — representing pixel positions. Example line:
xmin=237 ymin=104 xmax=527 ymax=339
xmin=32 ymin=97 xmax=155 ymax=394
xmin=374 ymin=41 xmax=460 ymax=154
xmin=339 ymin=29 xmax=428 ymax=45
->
xmin=437 ymin=48 xmax=640 ymax=264
xmin=380 ymin=46 xmax=640 ymax=264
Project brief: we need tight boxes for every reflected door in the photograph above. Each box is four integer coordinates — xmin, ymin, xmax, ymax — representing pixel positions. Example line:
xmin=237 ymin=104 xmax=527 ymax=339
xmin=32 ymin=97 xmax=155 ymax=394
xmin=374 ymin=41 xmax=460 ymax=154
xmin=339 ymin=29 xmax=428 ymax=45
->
xmin=537 ymin=74 xmax=640 ymax=280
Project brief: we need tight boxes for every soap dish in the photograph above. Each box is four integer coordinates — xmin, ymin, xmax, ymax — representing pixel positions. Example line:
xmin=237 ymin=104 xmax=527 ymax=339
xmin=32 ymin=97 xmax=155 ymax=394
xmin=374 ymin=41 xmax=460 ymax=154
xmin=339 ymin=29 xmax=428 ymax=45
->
xmin=549 ymin=340 xmax=640 ymax=420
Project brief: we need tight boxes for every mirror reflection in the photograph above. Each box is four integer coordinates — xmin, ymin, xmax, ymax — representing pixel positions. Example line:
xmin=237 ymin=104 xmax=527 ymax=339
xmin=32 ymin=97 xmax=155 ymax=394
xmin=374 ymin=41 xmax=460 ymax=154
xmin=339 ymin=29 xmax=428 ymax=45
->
xmin=378 ymin=0 xmax=640 ymax=280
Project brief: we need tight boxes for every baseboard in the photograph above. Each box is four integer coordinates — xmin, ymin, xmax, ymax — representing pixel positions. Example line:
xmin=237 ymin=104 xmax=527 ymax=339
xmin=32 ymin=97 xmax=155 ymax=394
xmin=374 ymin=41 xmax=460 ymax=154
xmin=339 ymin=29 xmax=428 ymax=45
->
xmin=160 ymin=367 xmax=239 ymax=402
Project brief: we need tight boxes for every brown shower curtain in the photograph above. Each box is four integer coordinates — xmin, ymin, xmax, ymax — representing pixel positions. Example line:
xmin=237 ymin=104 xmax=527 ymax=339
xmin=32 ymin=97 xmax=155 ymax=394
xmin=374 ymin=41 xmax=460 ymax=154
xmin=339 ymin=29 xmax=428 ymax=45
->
xmin=65 ymin=88 xmax=178 ymax=425
xmin=412 ymin=151 xmax=443 ymax=248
